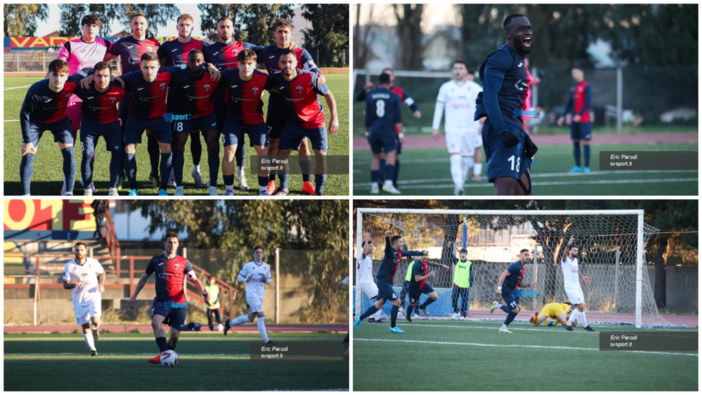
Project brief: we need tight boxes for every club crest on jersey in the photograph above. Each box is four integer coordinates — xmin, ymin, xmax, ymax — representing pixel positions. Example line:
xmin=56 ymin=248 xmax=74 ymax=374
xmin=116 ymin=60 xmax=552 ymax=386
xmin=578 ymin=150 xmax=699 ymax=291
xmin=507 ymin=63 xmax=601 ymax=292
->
xmin=65 ymin=93 xmax=71 ymax=99
xmin=147 ymin=47 xmax=153 ymax=52
xmin=232 ymin=49 xmax=239 ymax=56
xmin=109 ymin=97 xmax=116 ymax=103
xmin=204 ymin=84 xmax=210 ymax=91
xmin=252 ymin=87 xmax=259 ymax=95
xmin=160 ymin=82 xmax=166 ymax=90
xmin=295 ymin=86 xmax=303 ymax=94
xmin=174 ymin=263 xmax=180 ymax=270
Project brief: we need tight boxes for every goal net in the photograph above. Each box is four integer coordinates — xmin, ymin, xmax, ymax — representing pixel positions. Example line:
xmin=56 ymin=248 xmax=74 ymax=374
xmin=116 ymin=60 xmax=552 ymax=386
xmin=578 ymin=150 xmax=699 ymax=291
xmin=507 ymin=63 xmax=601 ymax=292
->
xmin=354 ymin=208 xmax=680 ymax=329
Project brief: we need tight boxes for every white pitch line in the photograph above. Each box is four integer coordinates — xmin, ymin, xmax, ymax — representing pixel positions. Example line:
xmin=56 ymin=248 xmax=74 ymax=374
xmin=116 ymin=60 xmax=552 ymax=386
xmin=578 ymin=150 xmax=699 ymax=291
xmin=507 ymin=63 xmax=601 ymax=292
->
xmin=4 ymin=84 xmax=32 ymax=91
xmin=354 ymin=338 xmax=698 ymax=357
xmin=5 ymin=120 xmax=20 ymax=122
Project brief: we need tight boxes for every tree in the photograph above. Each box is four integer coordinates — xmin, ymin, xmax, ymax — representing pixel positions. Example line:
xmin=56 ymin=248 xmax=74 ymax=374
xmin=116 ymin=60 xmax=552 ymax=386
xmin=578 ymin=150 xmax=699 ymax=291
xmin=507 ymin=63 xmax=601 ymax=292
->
xmin=353 ymin=4 xmax=375 ymax=70
xmin=120 ymin=4 xmax=181 ymax=36
xmin=197 ymin=4 xmax=295 ymax=44
xmin=4 ymin=4 xmax=49 ymax=37
xmin=301 ymin=4 xmax=349 ymax=67
xmin=58 ymin=4 xmax=120 ymax=37
xmin=394 ymin=4 xmax=424 ymax=70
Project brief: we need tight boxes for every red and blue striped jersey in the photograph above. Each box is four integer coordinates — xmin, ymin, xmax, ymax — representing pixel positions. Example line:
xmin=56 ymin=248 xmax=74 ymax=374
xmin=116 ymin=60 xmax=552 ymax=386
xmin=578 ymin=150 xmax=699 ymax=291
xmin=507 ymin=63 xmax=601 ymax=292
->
xmin=157 ymin=38 xmax=207 ymax=112
xmin=503 ymin=260 xmax=525 ymax=293
xmin=145 ymin=254 xmax=194 ymax=304
xmin=221 ymin=69 xmax=268 ymax=125
xmin=203 ymin=40 xmax=264 ymax=106
xmin=72 ymin=81 xmax=126 ymax=123
xmin=168 ymin=66 xmax=219 ymax=117
xmin=563 ymin=81 xmax=591 ymax=123
xmin=120 ymin=68 xmax=180 ymax=120
xmin=20 ymin=78 xmax=79 ymax=130
xmin=107 ymin=36 xmax=160 ymax=74
xmin=266 ymin=70 xmax=329 ymax=129
xmin=258 ymin=45 xmax=319 ymax=75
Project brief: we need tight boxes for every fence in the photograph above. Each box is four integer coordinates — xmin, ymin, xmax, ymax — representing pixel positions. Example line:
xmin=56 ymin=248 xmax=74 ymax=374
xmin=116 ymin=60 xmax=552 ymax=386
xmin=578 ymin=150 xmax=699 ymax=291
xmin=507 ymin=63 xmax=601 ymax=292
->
xmin=4 ymin=51 xmax=120 ymax=73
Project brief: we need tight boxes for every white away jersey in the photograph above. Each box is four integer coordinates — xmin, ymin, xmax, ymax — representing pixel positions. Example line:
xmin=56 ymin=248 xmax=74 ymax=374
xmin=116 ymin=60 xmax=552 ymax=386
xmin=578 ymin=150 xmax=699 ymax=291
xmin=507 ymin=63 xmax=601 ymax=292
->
xmin=63 ymin=258 xmax=104 ymax=306
xmin=561 ymin=256 xmax=581 ymax=290
xmin=237 ymin=261 xmax=272 ymax=301
xmin=434 ymin=80 xmax=483 ymax=133
xmin=357 ymin=249 xmax=374 ymax=283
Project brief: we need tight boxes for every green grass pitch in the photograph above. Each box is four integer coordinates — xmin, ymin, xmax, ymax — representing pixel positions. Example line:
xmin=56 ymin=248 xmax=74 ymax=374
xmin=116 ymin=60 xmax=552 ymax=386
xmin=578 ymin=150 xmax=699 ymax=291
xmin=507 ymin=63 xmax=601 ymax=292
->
xmin=352 ymin=320 xmax=698 ymax=391
xmin=4 ymin=74 xmax=349 ymax=196
xmin=4 ymin=332 xmax=348 ymax=391
xmin=353 ymin=143 xmax=698 ymax=195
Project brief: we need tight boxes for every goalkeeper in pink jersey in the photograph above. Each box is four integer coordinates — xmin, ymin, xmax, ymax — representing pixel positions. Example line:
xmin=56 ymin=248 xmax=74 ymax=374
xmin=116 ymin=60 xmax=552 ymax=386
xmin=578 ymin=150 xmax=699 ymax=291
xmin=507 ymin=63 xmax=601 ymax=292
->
xmin=56 ymin=14 xmax=114 ymax=195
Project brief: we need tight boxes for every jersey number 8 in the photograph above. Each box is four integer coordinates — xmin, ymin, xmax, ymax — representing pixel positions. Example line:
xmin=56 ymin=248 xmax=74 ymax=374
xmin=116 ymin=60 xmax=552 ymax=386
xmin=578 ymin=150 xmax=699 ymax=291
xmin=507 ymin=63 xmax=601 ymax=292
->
xmin=176 ymin=122 xmax=184 ymax=132
xmin=376 ymin=99 xmax=385 ymax=117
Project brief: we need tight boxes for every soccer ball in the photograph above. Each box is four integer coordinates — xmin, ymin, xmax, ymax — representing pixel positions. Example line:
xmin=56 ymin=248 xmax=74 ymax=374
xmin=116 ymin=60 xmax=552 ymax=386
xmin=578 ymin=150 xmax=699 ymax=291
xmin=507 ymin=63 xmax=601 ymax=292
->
xmin=161 ymin=350 xmax=178 ymax=367
xmin=572 ymin=319 xmax=578 ymax=328
xmin=214 ymin=324 xmax=223 ymax=332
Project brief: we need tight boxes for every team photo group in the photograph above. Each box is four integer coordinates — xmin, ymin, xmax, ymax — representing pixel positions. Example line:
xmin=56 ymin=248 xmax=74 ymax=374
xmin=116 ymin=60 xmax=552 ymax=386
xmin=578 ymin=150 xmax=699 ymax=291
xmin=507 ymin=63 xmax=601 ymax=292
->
xmin=11 ymin=4 xmax=348 ymax=196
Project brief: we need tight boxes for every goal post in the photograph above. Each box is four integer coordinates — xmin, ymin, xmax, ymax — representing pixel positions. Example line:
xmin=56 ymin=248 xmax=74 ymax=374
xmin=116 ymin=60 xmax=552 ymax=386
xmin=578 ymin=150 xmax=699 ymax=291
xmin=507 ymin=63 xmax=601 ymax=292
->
xmin=354 ymin=208 xmax=680 ymax=329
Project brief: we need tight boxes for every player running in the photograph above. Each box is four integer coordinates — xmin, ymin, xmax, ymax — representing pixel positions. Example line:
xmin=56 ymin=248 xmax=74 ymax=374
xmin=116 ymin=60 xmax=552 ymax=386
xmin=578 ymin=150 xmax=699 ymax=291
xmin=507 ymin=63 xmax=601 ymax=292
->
xmin=71 ymin=62 xmax=126 ymax=196
xmin=354 ymin=230 xmax=428 ymax=334
xmin=19 ymin=59 xmax=79 ymax=196
xmin=530 ymin=302 xmax=574 ymax=327
xmin=164 ymin=49 xmax=221 ymax=196
xmin=365 ymin=73 xmax=402 ymax=194
xmin=128 ymin=231 xmax=208 ymax=363
xmin=557 ymin=68 xmax=592 ymax=173
xmin=224 ymin=246 xmax=277 ymax=345
xmin=405 ymin=252 xmax=449 ymax=321
xmin=475 ymin=14 xmax=539 ymax=195
xmin=57 ymin=14 xmax=113 ymax=195
xmin=490 ymin=248 xmax=536 ymax=333
xmin=220 ymin=50 xmax=271 ymax=196
xmin=267 ymin=49 xmax=339 ymax=196
xmin=104 ymin=15 xmax=161 ymax=188
xmin=258 ymin=19 xmax=324 ymax=195
xmin=158 ymin=13 xmax=208 ymax=188
xmin=560 ymin=236 xmax=595 ymax=332
xmin=432 ymin=60 xmax=485 ymax=195
xmin=63 ymin=242 xmax=106 ymax=356
xmin=356 ymin=68 xmax=421 ymax=191
xmin=357 ymin=232 xmax=382 ymax=323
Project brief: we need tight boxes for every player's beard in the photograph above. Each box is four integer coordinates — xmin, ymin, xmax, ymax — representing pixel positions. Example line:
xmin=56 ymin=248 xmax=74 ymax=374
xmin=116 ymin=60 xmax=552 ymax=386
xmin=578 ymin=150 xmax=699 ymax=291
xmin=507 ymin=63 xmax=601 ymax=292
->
xmin=218 ymin=33 xmax=232 ymax=43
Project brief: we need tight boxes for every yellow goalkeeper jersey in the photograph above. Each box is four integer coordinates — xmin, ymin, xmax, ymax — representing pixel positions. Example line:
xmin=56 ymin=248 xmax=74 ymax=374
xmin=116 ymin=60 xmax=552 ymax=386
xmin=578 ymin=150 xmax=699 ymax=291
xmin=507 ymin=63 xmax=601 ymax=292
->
xmin=540 ymin=303 xmax=571 ymax=319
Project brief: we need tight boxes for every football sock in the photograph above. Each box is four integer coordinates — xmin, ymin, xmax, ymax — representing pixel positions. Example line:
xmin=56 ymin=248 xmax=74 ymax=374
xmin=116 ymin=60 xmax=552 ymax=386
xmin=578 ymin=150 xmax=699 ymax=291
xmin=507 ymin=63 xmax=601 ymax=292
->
xmin=419 ymin=298 xmax=435 ymax=309
xmin=124 ymin=152 xmax=137 ymax=186
xmin=314 ymin=174 xmax=326 ymax=194
xmin=500 ymin=305 xmax=512 ymax=314
xmin=173 ymin=151 xmax=184 ymax=187
xmin=223 ymin=174 xmax=234 ymax=188
xmin=393 ymin=159 xmax=401 ymax=187
xmin=360 ymin=305 xmax=378 ymax=320
xmin=461 ymin=156 xmax=474 ymax=180
xmin=20 ymin=153 xmax=35 ymax=195
xmin=383 ymin=164 xmax=395 ymax=184
xmin=159 ymin=153 xmax=173 ymax=190
xmin=371 ymin=170 xmax=380 ymax=185
xmin=573 ymin=142 xmax=581 ymax=166
xmin=109 ymin=149 xmax=123 ymax=190
xmin=257 ymin=317 xmax=270 ymax=343
xmin=147 ymin=134 xmax=159 ymax=177
xmin=474 ymin=163 xmax=483 ymax=176
xmin=155 ymin=336 xmax=168 ymax=352
xmin=504 ymin=311 xmax=518 ymax=326
xmin=194 ymin=164 xmax=200 ymax=173
xmin=580 ymin=312 xmax=588 ymax=327
xmin=279 ymin=173 xmax=289 ymax=190
xmin=300 ymin=159 xmax=312 ymax=183
xmin=230 ymin=315 xmax=250 ymax=326
xmin=81 ymin=146 xmax=95 ymax=188
xmin=406 ymin=305 xmax=414 ymax=317
xmin=83 ymin=333 xmax=96 ymax=351
xmin=258 ymin=176 xmax=269 ymax=192
xmin=390 ymin=304 xmax=399 ymax=328
xmin=566 ymin=311 xmax=579 ymax=326
xmin=584 ymin=145 xmax=591 ymax=167
xmin=208 ymin=153 xmax=219 ymax=188
xmin=378 ymin=159 xmax=386 ymax=183
xmin=61 ymin=147 xmax=76 ymax=193
xmin=190 ymin=135 xmax=202 ymax=167
xmin=450 ymin=154 xmax=463 ymax=188
xmin=501 ymin=324 xmax=507 ymax=330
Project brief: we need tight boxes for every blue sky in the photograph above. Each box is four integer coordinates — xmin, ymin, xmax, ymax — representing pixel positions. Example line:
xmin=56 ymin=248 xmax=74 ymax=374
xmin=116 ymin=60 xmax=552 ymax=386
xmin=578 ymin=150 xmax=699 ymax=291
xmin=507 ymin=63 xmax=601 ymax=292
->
xmin=36 ymin=4 xmax=204 ymax=37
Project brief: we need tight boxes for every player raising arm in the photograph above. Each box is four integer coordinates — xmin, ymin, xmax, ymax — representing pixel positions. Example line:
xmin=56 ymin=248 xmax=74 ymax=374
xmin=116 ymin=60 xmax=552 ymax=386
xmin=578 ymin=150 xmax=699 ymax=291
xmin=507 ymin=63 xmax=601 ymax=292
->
xmin=560 ymin=236 xmax=595 ymax=332
xmin=128 ymin=232 xmax=208 ymax=363
xmin=224 ymin=246 xmax=277 ymax=345
xmin=63 ymin=242 xmax=105 ymax=356
xmin=357 ymin=232 xmax=383 ymax=323
xmin=490 ymin=248 xmax=536 ymax=333
xmin=405 ymin=252 xmax=449 ymax=321
xmin=354 ymin=230 xmax=428 ymax=334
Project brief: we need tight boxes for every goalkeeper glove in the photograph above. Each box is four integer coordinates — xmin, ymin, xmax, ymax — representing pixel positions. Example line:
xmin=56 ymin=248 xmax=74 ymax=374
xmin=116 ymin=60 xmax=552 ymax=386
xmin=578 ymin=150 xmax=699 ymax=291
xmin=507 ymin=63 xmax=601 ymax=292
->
xmin=499 ymin=131 xmax=520 ymax=148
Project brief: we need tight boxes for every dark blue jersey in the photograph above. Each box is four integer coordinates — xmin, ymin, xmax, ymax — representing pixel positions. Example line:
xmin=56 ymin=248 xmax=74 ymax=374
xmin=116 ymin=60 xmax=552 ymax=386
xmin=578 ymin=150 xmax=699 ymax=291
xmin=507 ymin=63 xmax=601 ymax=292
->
xmin=107 ymin=36 xmax=160 ymax=74
xmin=20 ymin=76 xmax=81 ymax=140
xmin=356 ymin=85 xmax=420 ymax=116
xmin=145 ymin=254 xmax=194 ymax=303
xmin=72 ymin=80 xmax=126 ymax=123
xmin=475 ymin=44 xmax=529 ymax=133
xmin=156 ymin=37 xmax=207 ymax=112
xmin=503 ymin=260 xmax=525 ymax=293
xmin=376 ymin=237 xmax=424 ymax=284
xmin=202 ymin=40 xmax=264 ymax=106
xmin=409 ymin=259 xmax=430 ymax=291
xmin=168 ymin=66 xmax=220 ymax=117
xmin=364 ymin=87 xmax=401 ymax=136
xmin=119 ymin=67 xmax=182 ymax=120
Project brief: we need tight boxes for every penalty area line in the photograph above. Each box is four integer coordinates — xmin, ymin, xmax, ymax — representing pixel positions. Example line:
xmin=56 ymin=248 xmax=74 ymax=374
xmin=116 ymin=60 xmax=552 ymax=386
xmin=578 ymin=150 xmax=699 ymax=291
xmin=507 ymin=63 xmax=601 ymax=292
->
xmin=354 ymin=338 xmax=697 ymax=357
